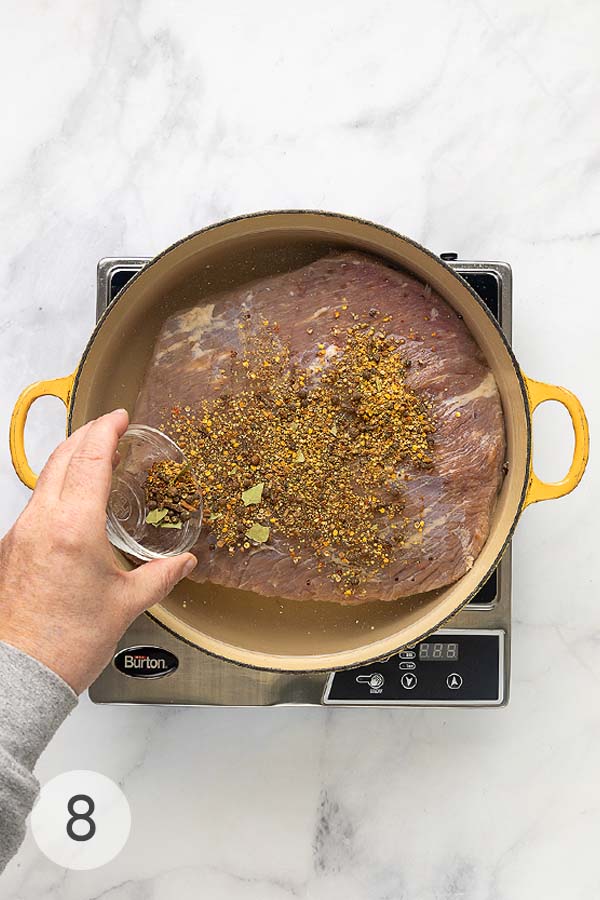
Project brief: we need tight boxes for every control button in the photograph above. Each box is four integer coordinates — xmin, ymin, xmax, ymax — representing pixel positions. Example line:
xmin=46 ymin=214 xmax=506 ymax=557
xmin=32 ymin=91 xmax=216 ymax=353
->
xmin=400 ymin=673 xmax=417 ymax=690
xmin=440 ymin=252 xmax=458 ymax=261
xmin=399 ymin=661 xmax=416 ymax=670
xmin=399 ymin=650 xmax=416 ymax=660
xmin=446 ymin=673 xmax=463 ymax=690
xmin=356 ymin=673 xmax=384 ymax=693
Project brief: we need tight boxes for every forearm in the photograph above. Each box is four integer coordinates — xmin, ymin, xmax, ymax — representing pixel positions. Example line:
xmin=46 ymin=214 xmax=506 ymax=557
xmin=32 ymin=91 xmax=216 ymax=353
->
xmin=0 ymin=641 xmax=77 ymax=873
xmin=0 ymin=410 xmax=194 ymax=874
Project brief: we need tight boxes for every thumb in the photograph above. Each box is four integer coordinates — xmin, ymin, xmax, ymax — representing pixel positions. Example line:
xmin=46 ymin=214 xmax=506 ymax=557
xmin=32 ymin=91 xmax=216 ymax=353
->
xmin=126 ymin=553 xmax=197 ymax=616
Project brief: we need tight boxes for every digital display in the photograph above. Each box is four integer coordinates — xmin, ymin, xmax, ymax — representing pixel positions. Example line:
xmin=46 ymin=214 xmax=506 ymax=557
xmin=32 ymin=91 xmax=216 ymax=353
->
xmin=418 ymin=642 xmax=459 ymax=662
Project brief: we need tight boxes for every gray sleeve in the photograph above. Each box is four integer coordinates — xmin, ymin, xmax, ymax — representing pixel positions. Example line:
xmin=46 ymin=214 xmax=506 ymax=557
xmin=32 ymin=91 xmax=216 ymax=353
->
xmin=0 ymin=640 xmax=78 ymax=873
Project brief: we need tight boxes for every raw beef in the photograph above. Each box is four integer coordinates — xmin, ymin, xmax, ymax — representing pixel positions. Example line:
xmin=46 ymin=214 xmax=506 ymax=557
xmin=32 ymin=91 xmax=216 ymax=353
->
xmin=133 ymin=252 xmax=505 ymax=602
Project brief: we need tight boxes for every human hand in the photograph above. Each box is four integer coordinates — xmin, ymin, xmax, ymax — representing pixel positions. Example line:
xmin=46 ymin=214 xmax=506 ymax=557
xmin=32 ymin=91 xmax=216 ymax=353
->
xmin=0 ymin=409 xmax=197 ymax=694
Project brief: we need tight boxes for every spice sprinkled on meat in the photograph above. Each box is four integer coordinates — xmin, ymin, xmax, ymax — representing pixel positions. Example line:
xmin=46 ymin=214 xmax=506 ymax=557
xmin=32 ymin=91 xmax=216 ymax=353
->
xmin=160 ymin=321 xmax=435 ymax=594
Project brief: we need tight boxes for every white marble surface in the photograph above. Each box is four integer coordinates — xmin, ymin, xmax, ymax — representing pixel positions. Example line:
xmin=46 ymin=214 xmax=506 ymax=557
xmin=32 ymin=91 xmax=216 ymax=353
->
xmin=1 ymin=1 xmax=599 ymax=897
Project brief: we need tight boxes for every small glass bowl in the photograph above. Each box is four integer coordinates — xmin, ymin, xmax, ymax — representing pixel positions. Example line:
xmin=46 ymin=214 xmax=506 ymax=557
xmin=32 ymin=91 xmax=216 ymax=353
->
xmin=106 ymin=425 xmax=203 ymax=562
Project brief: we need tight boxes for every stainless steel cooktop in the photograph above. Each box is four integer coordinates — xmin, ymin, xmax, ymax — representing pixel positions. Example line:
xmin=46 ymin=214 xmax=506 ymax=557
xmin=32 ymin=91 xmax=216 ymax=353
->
xmin=89 ymin=254 xmax=513 ymax=708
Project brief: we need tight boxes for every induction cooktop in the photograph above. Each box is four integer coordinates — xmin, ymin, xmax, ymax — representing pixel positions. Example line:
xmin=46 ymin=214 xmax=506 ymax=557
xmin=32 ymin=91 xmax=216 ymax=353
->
xmin=90 ymin=253 xmax=512 ymax=708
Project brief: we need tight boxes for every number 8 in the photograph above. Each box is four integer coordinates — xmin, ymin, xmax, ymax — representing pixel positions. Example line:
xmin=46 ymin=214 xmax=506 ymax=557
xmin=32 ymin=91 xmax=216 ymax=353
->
xmin=66 ymin=794 xmax=96 ymax=842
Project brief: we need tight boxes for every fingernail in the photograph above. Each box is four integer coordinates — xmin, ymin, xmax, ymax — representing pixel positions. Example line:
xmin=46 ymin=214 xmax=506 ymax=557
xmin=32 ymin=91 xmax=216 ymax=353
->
xmin=113 ymin=408 xmax=128 ymax=415
xmin=182 ymin=555 xmax=197 ymax=577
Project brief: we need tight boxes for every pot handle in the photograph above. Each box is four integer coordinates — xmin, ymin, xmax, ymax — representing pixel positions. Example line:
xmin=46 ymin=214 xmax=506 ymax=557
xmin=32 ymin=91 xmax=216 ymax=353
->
xmin=9 ymin=373 xmax=76 ymax=490
xmin=523 ymin=375 xmax=589 ymax=507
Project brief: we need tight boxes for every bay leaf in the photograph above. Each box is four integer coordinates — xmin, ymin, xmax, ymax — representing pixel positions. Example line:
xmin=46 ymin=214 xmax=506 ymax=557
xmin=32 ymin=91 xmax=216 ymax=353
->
xmin=146 ymin=508 xmax=168 ymax=526
xmin=245 ymin=523 xmax=270 ymax=543
xmin=161 ymin=522 xmax=183 ymax=530
xmin=241 ymin=482 xmax=264 ymax=506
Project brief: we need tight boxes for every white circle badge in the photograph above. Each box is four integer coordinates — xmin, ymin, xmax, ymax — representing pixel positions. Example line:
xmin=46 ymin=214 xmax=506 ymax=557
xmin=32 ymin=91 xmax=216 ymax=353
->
xmin=30 ymin=770 xmax=131 ymax=870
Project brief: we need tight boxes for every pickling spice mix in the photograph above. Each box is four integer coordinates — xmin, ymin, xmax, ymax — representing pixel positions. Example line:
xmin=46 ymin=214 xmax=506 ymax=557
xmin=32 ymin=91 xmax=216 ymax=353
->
xmin=157 ymin=312 xmax=435 ymax=596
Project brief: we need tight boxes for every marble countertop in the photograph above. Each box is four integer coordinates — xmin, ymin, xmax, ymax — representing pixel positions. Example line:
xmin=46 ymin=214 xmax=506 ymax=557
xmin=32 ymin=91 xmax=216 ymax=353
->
xmin=1 ymin=2 xmax=598 ymax=897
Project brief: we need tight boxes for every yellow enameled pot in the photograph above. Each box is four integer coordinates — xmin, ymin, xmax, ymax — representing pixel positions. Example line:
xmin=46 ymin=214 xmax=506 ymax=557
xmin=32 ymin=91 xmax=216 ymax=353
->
xmin=9 ymin=212 xmax=589 ymax=672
